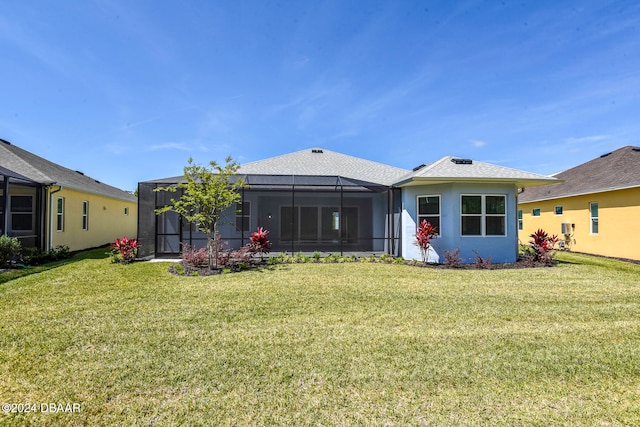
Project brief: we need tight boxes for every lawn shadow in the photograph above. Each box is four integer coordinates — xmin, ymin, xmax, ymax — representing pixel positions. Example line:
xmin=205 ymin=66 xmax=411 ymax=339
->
xmin=0 ymin=246 xmax=111 ymax=285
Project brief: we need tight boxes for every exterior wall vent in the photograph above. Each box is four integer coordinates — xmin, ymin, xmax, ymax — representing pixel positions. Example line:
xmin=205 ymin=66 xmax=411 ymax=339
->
xmin=311 ymin=149 xmax=323 ymax=154
xmin=451 ymin=158 xmax=473 ymax=165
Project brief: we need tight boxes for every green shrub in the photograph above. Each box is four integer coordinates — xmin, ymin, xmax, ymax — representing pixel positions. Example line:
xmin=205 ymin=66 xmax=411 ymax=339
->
xmin=294 ymin=252 xmax=311 ymax=263
xmin=22 ymin=247 xmax=48 ymax=265
xmin=174 ymin=264 xmax=185 ymax=275
xmin=49 ymin=245 xmax=71 ymax=261
xmin=0 ymin=235 xmax=22 ymax=268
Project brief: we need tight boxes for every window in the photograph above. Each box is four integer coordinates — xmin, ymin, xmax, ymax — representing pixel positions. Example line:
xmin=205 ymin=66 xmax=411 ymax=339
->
xmin=555 ymin=205 xmax=563 ymax=216
xmin=517 ymin=209 xmax=523 ymax=231
xmin=56 ymin=197 xmax=64 ymax=232
xmin=590 ymin=202 xmax=598 ymax=234
xmin=532 ymin=208 xmax=541 ymax=217
xmin=235 ymin=201 xmax=250 ymax=232
xmin=280 ymin=206 xmax=358 ymax=243
xmin=417 ymin=195 xmax=440 ymax=235
xmin=461 ymin=195 xmax=506 ymax=236
xmin=82 ymin=201 xmax=89 ymax=230
xmin=10 ymin=195 xmax=34 ymax=231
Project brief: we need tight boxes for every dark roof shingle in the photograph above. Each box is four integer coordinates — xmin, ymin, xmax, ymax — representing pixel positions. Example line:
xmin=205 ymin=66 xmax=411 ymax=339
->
xmin=0 ymin=139 xmax=137 ymax=202
xmin=519 ymin=146 xmax=640 ymax=203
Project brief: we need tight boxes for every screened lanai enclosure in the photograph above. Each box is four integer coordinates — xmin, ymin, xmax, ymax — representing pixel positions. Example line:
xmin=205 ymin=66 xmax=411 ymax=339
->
xmin=137 ymin=174 xmax=401 ymax=258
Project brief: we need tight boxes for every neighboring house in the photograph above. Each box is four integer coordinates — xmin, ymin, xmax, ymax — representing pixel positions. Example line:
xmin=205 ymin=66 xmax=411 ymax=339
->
xmin=138 ymin=148 xmax=557 ymax=263
xmin=0 ymin=138 xmax=137 ymax=252
xmin=518 ymin=146 xmax=640 ymax=261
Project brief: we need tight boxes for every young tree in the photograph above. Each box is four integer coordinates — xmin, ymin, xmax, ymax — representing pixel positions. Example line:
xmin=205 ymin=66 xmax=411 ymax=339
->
xmin=155 ymin=157 xmax=246 ymax=269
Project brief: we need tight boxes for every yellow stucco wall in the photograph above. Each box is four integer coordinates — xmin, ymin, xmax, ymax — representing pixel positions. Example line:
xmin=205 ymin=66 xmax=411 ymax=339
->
xmin=46 ymin=187 xmax=138 ymax=251
xmin=518 ymin=187 xmax=640 ymax=261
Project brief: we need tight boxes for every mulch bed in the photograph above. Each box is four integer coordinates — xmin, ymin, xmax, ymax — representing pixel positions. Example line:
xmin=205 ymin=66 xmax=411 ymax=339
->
xmin=167 ymin=257 xmax=554 ymax=276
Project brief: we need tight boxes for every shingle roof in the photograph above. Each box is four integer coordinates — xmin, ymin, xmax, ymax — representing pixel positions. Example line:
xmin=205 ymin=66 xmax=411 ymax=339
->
xmin=395 ymin=156 xmax=560 ymax=188
xmin=518 ymin=146 xmax=640 ymax=203
xmin=237 ymin=148 xmax=410 ymax=186
xmin=0 ymin=139 xmax=137 ymax=202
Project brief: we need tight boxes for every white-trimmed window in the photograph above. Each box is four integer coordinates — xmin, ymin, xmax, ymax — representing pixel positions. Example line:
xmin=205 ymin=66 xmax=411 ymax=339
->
xmin=555 ymin=205 xmax=563 ymax=216
xmin=417 ymin=195 xmax=440 ymax=235
xmin=461 ymin=195 xmax=506 ymax=236
xmin=590 ymin=202 xmax=598 ymax=234
xmin=82 ymin=201 xmax=89 ymax=230
xmin=517 ymin=209 xmax=523 ymax=231
xmin=532 ymin=208 xmax=541 ymax=217
xmin=235 ymin=201 xmax=250 ymax=232
xmin=56 ymin=197 xmax=64 ymax=232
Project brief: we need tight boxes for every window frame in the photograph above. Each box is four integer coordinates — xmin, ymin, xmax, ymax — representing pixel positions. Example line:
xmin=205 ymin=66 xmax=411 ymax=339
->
xmin=235 ymin=201 xmax=251 ymax=232
xmin=460 ymin=194 xmax=507 ymax=237
xmin=56 ymin=197 xmax=65 ymax=232
xmin=10 ymin=195 xmax=34 ymax=232
xmin=590 ymin=202 xmax=599 ymax=235
xmin=517 ymin=209 xmax=523 ymax=231
xmin=82 ymin=201 xmax=89 ymax=231
xmin=416 ymin=195 xmax=441 ymax=236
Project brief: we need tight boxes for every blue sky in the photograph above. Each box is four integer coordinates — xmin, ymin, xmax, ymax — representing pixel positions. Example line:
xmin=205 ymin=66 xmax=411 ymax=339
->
xmin=1 ymin=1 xmax=639 ymax=191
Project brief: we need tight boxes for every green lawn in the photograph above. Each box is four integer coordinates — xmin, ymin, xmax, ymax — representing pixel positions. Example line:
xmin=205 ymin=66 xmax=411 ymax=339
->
xmin=1 ymin=251 xmax=639 ymax=426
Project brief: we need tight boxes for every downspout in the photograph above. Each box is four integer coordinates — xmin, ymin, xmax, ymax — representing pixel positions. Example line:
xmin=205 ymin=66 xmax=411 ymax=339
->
xmin=48 ymin=184 xmax=62 ymax=251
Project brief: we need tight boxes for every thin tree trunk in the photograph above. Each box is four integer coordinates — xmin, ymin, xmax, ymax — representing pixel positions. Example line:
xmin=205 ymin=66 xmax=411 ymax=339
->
xmin=211 ymin=222 xmax=218 ymax=270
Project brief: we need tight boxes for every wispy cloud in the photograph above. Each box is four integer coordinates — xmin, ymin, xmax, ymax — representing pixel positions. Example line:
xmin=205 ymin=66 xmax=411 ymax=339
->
xmin=0 ymin=15 xmax=72 ymax=77
xmin=145 ymin=141 xmax=214 ymax=152
xmin=146 ymin=142 xmax=191 ymax=151
xmin=472 ymin=140 xmax=487 ymax=148
xmin=565 ymin=135 xmax=611 ymax=144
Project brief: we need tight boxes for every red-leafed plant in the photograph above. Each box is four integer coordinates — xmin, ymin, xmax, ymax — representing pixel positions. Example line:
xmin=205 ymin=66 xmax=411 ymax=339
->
xmin=248 ymin=227 xmax=271 ymax=260
xmin=180 ymin=244 xmax=208 ymax=267
xmin=111 ymin=236 xmax=138 ymax=264
xmin=529 ymin=228 xmax=559 ymax=265
xmin=415 ymin=220 xmax=438 ymax=264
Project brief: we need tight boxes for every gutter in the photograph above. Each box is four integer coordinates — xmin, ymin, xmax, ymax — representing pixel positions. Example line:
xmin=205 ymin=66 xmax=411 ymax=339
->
xmin=47 ymin=184 xmax=62 ymax=251
xmin=518 ymin=182 xmax=640 ymax=204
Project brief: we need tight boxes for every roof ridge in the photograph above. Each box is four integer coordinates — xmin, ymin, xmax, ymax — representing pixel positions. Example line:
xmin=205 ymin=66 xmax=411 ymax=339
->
xmin=0 ymin=143 xmax=55 ymax=183
xmin=418 ymin=156 xmax=451 ymax=174
xmin=240 ymin=147 xmax=409 ymax=172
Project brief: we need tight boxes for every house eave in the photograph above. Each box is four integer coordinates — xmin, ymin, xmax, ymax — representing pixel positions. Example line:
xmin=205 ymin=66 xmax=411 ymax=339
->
xmin=394 ymin=177 xmax=561 ymax=188
xmin=518 ymin=183 xmax=640 ymax=204
xmin=48 ymin=182 xmax=137 ymax=203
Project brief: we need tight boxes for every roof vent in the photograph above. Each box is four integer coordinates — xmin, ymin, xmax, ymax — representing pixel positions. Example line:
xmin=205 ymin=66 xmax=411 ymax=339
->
xmin=412 ymin=164 xmax=426 ymax=171
xmin=632 ymin=147 xmax=640 ymax=152
xmin=600 ymin=152 xmax=611 ymax=158
xmin=451 ymin=158 xmax=473 ymax=165
xmin=311 ymin=149 xmax=323 ymax=154
xmin=0 ymin=138 xmax=11 ymax=145
xmin=75 ymin=170 xmax=85 ymax=175
xmin=94 ymin=180 xmax=101 ymax=184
